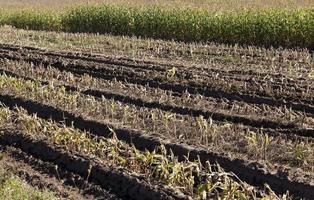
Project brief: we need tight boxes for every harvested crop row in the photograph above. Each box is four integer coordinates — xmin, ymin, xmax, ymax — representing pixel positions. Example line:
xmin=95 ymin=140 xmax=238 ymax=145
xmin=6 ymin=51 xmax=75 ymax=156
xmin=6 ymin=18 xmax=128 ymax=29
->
xmin=1 ymin=43 xmax=312 ymax=79
xmin=0 ymin=28 xmax=312 ymax=69
xmin=0 ymin=74 xmax=313 ymax=199
xmin=1 ymin=5 xmax=314 ymax=49
xmin=40 ymin=56 xmax=312 ymax=104
xmin=0 ymin=152 xmax=61 ymax=200
xmin=38 ymin=47 xmax=314 ymax=83
xmin=1 ymin=56 xmax=313 ymax=129
xmin=0 ymin=105 xmax=281 ymax=199
xmin=1 ymin=47 xmax=313 ymax=129
xmin=0 ymin=146 xmax=120 ymax=200
xmin=3 ymin=50 xmax=312 ymax=95
xmin=1 ymin=59 xmax=313 ymax=135
xmin=0 ymin=44 xmax=312 ymax=91
xmin=2 ymin=73 xmax=305 ymax=145
xmin=1 ymin=46 xmax=312 ymax=109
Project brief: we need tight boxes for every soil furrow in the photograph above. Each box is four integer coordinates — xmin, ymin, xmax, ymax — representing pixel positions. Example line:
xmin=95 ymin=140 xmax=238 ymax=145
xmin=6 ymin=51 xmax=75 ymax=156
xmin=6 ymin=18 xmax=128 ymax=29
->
xmin=31 ymin=51 xmax=314 ymax=88
xmin=0 ymin=42 xmax=312 ymax=64
xmin=0 ymin=94 xmax=313 ymax=199
xmin=0 ymin=146 xmax=121 ymax=200
xmin=0 ymin=132 xmax=185 ymax=200
xmin=0 ymin=43 xmax=312 ymax=81
xmin=0 ymin=31 xmax=313 ymax=200
xmin=1 ymin=47 xmax=313 ymax=96
xmin=0 ymin=68 xmax=312 ymax=137
xmin=0 ymin=44 xmax=313 ymax=98
xmin=41 ymin=63 xmax=314 ymax=114
xmin=1 ymin=50 xmax=313 ymax=117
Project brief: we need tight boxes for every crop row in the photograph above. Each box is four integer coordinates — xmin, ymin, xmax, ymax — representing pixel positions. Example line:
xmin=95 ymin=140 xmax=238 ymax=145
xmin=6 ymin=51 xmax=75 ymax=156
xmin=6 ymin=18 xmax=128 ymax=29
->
xmin=0 ymin=161 xmax=58 ymax=199
xmin=0 ymin=43 xmax=313 ymax=88
xmin=0 ymin=30 xmax=312 ymax=71
xmin=1 ymin=72 xmax=314 ymax=198
xmin=1 ymin=58 xmax=313 ymax=134
xmin=1 ymin=5 xmax=314 ymax=49
xmin=1 ymin=145 xmax=123 ymax=199
xmin=0 ymin=73 xmax=313 ymax=175
xmin=0 ymin=105 xmax=284 ymax=199
xmin=1 ymin=48 xmax=313 ymax=119
xmin=3 ymin=45 xmax=314 ymax=118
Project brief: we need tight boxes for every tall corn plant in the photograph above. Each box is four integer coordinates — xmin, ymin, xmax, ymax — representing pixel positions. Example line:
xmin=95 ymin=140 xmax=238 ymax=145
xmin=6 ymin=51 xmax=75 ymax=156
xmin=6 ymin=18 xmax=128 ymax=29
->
xmin=62 ymin=5 xmax=135 ymax=34
xmin=8 ymin=10 xmax=62 ymax=31
xmin=62 ymin=5 xmax=314 ymax=49
xmin=0 ymin=10 xmax=10 ymax=26
xmin=1 ymin=5 xmax=314 ymax=49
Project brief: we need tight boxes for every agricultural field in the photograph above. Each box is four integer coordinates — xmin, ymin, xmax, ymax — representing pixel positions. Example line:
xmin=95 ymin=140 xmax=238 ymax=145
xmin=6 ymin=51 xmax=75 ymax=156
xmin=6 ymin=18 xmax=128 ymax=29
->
xmin=0 ymin=0 xmax=313 ymax=10
xmin=0 ymin=0 xmax=313 ymax=200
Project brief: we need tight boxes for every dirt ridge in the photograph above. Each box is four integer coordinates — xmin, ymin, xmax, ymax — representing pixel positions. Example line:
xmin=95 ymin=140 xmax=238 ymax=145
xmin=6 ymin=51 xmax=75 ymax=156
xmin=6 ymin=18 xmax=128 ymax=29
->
xmin=0 ymin=131 xmax=188 ymax=200
xmin=0 ymin=94 xmax=313 ymax=199
xmin=1 ymin=50 xmax=313 ymax=117
xmin=1 ymin=68 xmax=312 ymax=138
xmin=0 ymin=146 xmax=121 ymax=200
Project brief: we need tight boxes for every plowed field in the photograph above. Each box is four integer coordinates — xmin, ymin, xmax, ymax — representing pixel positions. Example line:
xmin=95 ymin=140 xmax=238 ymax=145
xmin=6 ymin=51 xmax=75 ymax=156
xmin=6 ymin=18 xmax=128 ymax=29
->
xmin=0 ymin=43 xmax=313 ymax=199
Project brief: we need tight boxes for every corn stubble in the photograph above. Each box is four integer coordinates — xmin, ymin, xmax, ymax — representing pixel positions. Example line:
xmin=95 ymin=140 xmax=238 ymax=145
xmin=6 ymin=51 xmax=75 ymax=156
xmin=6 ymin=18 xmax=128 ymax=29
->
xmin=0 ymin=105 xmax=287 ymax=199
xmin=0 ymin=2 xmax=313 ymax=198
xmin=0 ymin=72 xmax=313 ymax=173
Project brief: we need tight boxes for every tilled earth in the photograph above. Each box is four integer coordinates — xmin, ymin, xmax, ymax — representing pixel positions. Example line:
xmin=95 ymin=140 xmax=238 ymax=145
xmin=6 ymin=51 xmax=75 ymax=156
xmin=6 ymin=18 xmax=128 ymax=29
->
xmin=0 ymin=146 xmax=121 ymax=200
xmin=0 ymin=43 xmax=313 ymax=199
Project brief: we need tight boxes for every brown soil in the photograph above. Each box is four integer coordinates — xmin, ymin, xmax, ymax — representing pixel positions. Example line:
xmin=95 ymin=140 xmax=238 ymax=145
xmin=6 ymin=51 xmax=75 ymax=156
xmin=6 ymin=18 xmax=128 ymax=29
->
xmin=0 ymin=146 xmax=121 ymax=200
xmin=0 ymin=94 xmax=313 ymax=199
xmin=0 ymin=45 xmax=313 ymax=104
xmin=0 ymin=131 xmax=189 ymax=200
xmin=0 ymin=43 xmax=313 ymax=199
xmin=0 ymin=55 xmax=313 ymax=135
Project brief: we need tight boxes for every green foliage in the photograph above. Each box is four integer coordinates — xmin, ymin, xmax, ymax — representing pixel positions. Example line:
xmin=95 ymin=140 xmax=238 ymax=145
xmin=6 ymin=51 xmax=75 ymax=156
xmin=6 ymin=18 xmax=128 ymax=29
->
xmin=62 ymin=5 xmax=314 ymax=49
xmin=0 ymin=5 xmax=313 ymax=49
xmin=0 ymin=11 xmax=10 ymax=26
xmin=0 ymin=167 xmax=57 ymax=200
xmin=7 ymin=10 xmax=61 ymax=31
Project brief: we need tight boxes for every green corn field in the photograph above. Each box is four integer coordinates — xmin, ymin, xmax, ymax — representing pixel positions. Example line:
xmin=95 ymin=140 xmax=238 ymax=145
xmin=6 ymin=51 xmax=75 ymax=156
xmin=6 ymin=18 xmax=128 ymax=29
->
xmin=0 ymin=5 xmax=313 ymax=49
